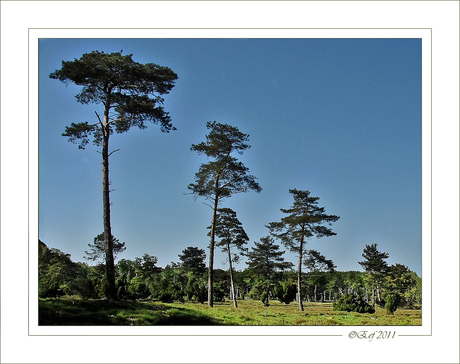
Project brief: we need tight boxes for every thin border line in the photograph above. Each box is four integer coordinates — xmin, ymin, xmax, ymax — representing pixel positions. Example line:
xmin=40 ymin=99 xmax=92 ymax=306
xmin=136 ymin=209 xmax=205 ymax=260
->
xmin=30 ymin=27 xmax=433 ymax=30
xmin=399 ymin=26 xmax=433 ymax=338
xmin=5 ymin=0 xmax=460 ymax=1
xmin=27 ymin=334 xmax=344 ymax=336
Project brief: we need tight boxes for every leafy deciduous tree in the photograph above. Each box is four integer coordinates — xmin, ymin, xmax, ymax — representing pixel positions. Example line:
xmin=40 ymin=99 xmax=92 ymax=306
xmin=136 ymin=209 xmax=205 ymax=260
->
xmin=50 ymin=51 xmax=177 ymax=300
xmin=39 ymin=240 xmax=79 ymax=298
xmin=118 ymin=254 xmax=160 ymax=299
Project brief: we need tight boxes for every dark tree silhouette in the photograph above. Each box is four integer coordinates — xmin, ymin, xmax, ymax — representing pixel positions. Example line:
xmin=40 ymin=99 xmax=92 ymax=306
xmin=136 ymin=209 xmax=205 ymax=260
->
xmin=188 ymin=121 xmax=261 ymax=307
xmin=50 ymin=51 xmax=177 ymax=300
xmin=178 ymin=247 xmax=207 ymax=273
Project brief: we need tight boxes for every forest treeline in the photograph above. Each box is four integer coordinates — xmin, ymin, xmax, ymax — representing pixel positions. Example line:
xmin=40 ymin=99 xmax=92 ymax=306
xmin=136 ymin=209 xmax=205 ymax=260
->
xmin=39 ymin=239 xmax=421 ymax=314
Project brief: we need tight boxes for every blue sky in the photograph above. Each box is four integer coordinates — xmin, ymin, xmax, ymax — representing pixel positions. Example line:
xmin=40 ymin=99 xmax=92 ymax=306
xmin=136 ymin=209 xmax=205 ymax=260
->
xmin=39 ymin=38 xmax=422 ymax=275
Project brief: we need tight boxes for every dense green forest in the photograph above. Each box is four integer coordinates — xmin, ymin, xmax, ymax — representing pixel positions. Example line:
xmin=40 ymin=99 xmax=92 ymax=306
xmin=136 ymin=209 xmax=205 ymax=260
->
xmin=39 ymin=239 xmax=421 ymax=315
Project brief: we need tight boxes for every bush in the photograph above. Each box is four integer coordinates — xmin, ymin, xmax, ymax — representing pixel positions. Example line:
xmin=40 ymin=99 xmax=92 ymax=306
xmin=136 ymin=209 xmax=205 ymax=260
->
xmin=333 ymin=293 xmax=375 ymax=314
xmin=260 ymin=290 xmax=269 ymax=307
xmin=150 ymin=278 xmax=184 ymax=303
xmin=195 ymin=283 xmax=208 ymax=304
xmin=184 ymin=274 xmax=207 ymax=303
xmin=274 ymin=281 xmax=297 ymax=304
xmin=128 ymin=276 xmax=149 ymax=299
xmin=380 ymin=291 xmax=403 ymax=314
xmin=213 ymin=283 xmax=226 ymax=302
xmin=184 ymin=275 xmax=197 ymax=301
xmin=248 ymin=286 xmax=261 ymax=300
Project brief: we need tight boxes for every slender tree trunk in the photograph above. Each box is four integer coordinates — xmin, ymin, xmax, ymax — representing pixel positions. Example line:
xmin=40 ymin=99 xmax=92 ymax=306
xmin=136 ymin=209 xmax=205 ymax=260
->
xmin=297 ymin=239 xmax=304 ymax=311
xmin=227 ymin=245 xmax=238 ymax=308
xmin=208 ymin=194 xmax=219 ymax=308
xmin=266 ymin=283 xmax=270 ymax=307
xmin=102 ymin=110 xmax=117 ymax=301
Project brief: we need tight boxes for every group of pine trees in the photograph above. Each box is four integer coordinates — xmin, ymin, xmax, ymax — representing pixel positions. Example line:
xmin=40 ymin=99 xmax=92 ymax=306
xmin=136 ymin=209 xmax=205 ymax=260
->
xmin=43 ymin=50 xmax=421 ymax=314
xmin=39 ymin=238 xmax=421 ymax=314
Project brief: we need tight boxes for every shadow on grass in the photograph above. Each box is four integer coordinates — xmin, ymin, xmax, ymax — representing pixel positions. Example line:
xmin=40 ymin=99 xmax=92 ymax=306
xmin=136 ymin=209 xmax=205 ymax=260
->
xmin=39 ymin=299 xmax=222 ymax=326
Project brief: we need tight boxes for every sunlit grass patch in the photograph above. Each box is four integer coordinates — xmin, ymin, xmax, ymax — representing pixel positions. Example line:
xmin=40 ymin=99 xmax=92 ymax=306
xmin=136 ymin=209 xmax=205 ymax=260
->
xmin=39 ymin=297 xmax=421 ymax=326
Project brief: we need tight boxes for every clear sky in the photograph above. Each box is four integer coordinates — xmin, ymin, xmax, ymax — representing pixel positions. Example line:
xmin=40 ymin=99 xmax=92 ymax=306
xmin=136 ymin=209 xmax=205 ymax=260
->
xmin=39 ymin=38 xmax=422 ymax=275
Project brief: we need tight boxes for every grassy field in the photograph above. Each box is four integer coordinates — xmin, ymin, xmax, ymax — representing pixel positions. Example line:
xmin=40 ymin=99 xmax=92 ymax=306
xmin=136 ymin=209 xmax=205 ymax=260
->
xmin=39 ymin=297 xmax=421 ymax=326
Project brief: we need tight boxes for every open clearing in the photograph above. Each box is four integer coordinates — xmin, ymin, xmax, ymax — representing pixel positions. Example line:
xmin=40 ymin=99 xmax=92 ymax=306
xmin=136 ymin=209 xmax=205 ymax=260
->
xmin=39 ymin=297 xmax=421 ymax=326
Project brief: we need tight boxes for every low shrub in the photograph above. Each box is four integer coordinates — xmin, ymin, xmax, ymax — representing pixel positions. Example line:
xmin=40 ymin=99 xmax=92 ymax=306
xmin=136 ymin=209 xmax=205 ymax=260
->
xmin=184 ymin=275 xmax=207 ymax=303
xmin=333 ymin=293 xmax=375 ymax=314
xmin=194 ymin=283 xmax=208 ymax=304
xmin=274 ymin=281 xmax=297 ymax=304
xmin=213 ymin=283 xmax=226 ymax=303
xmin=260 ymin=290 xmax=269 ymax=307
xmin=379 ymin=291 xmax=403 ymax=314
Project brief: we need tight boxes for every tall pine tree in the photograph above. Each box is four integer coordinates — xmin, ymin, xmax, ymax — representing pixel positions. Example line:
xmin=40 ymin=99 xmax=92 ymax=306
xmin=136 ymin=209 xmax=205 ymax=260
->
xmin=50 ymin=51 xmax=177 ymax=300
xmin=246 ymin=236 xmax=293 ymax=307
xmin=267 ymin=189 xmax=339 ymax=311
xmin=213 ymin=208 xmax=249 ymax=308
xmin=188 ymin=121 xmax=261 ymax=307
xmin=358 ymin=243 xmax=390 ymax=306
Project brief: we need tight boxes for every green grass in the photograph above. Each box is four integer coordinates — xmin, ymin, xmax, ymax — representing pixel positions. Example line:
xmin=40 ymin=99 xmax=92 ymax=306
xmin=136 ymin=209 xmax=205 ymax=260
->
xmin=39 ymin=297 xmax=421 ymax=326
xmin=39 ymin=297 xmax=219 ymax=325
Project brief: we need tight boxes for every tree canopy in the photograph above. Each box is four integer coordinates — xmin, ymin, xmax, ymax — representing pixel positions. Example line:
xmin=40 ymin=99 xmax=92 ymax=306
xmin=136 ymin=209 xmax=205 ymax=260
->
xmin=214 ymin=207 xmax=249 ymax=264
xmin=358 ymin=243 xmax=390 ymax=274
xmin=188 ymin=121 xmax=262 ymax=202
xmin=304 ymin=249 xmax=336 ymax=273
xmin=178 ymin=247 xmax=207 ymax=273
xmin=50 ymin=50 xmax=178 ymax=149
xmin=246 ymin=236 xmax=293 ymax=277
xmin=84 ymin=233 xmax=126 ymax=263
